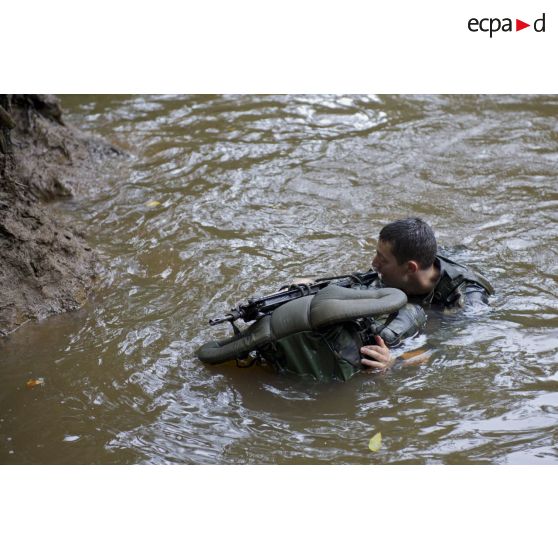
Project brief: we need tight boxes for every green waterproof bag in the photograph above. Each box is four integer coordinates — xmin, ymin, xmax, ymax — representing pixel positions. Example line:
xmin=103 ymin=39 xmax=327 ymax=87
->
xmin=197 ymin=284 xmax=426 ymax=382
xmin=258 ymin=322 xmax=367 ymax=382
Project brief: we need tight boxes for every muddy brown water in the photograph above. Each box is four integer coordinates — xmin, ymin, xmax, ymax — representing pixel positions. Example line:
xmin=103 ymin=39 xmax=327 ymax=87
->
xmin=1 ymin=94 xmax=557 ymax=464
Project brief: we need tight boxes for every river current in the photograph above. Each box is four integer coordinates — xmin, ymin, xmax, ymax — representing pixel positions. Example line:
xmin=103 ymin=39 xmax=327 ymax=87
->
xmin=1 ymin=94 xmax=557 ymax=464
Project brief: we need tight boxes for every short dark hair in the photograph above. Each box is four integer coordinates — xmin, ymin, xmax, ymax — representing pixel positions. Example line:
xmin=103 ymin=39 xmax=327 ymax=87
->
xmin=379 ymin=218 xmax=437 ymax=269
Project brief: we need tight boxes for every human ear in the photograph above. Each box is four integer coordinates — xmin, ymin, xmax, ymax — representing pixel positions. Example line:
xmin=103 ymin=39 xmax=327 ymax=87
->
xmin=407 ymin=260 xmax=419 ymax=273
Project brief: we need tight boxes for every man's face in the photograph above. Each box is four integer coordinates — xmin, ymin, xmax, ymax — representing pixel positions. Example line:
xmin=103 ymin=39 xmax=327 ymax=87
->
xmin=372 ymin=239 xmax=409 ymax=289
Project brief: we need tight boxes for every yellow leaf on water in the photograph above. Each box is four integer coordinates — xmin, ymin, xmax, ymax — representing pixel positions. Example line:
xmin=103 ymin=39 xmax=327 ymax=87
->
xmin=146 ymin=200 xmax=161 ymax=207
xmin=26 ymin=378 xmax=45 ymax=389
xmin=400 ymin=348 xmax=427 ymax=360
xmin=368 ymin=432 xmax=382 ymax=452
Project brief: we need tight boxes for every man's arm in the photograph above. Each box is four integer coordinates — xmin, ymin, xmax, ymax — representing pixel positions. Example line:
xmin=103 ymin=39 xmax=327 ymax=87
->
xmin=452 ymin=282 xmax=490 ymax=309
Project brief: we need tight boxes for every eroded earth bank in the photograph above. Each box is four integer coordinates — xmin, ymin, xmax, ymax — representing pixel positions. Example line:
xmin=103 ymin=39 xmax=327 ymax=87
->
xmin=0 ymin=94 xmax=119 ymax=335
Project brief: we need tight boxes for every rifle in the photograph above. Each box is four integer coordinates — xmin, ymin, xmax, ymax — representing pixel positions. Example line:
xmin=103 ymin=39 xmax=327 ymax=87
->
xmin=209 ymin=270 xmax=379 ymax=329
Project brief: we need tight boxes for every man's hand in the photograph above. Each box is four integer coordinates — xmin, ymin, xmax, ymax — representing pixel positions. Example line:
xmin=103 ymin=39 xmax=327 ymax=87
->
xmin=360 ymin=335 xmax=393 ymax=370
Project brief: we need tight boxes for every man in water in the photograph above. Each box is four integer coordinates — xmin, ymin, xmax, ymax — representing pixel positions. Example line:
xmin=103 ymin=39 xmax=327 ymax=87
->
xmin=360 ymin=217 xmax=493 ymax=370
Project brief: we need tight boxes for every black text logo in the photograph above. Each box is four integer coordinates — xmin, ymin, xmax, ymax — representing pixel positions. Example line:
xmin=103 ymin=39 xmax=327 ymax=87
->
xmin=468 ymin=13 xmax=546 ymax=37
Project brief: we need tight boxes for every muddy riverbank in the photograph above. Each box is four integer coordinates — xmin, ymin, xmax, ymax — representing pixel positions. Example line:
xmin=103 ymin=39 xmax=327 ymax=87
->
xmin=0 ymin=95 xmax=119 ymax=335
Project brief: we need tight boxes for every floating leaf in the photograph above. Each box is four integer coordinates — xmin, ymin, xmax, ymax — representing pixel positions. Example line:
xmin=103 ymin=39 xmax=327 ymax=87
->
xmin=146 ymin=200 xmax=161 ymax=207
xmin=368 ymin=432 xmax=382 ymax=452
xmin=401 ymin=348 xmax=431 ymax=360
xmin=26 ymin=378 xmax=45 ymax=389
xmin=399 ymin=347 xmax=431 ymax=366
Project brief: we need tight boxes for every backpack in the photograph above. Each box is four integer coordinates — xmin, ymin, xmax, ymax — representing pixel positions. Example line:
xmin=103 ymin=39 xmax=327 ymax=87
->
xmin=198 ymin=284 xmax=426 ymax=382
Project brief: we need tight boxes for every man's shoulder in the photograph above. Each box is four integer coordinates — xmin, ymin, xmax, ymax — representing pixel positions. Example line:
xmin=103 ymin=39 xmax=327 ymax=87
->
xmin=433 ymin=253 xmax=494 ymax=306
xmin=437 ymin=254 xmax=493 ymax=290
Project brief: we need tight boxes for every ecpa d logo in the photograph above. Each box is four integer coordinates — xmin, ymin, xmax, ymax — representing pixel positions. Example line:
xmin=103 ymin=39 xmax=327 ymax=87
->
xmin=468 ymin=13 xmax=546 ymax=37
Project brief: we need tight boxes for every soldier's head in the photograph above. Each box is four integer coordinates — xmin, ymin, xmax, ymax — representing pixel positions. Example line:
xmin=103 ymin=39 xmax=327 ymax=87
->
xmin=372 ymin=218 xmax=437 ymax=290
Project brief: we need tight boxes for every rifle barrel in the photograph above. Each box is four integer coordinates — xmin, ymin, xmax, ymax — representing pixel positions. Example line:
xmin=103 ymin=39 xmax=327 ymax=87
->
xmin=208 ymin=270 xmax=378 ymax=326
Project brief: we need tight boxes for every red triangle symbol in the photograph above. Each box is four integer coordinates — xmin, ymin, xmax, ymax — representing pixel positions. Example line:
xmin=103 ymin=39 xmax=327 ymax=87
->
xmin=516 ymin=19 xmax=530 ymax=31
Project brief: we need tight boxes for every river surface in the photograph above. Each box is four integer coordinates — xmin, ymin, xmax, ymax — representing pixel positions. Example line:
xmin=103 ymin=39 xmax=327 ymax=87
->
xmin=1 ymin=94 xmax=557 ymax=464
